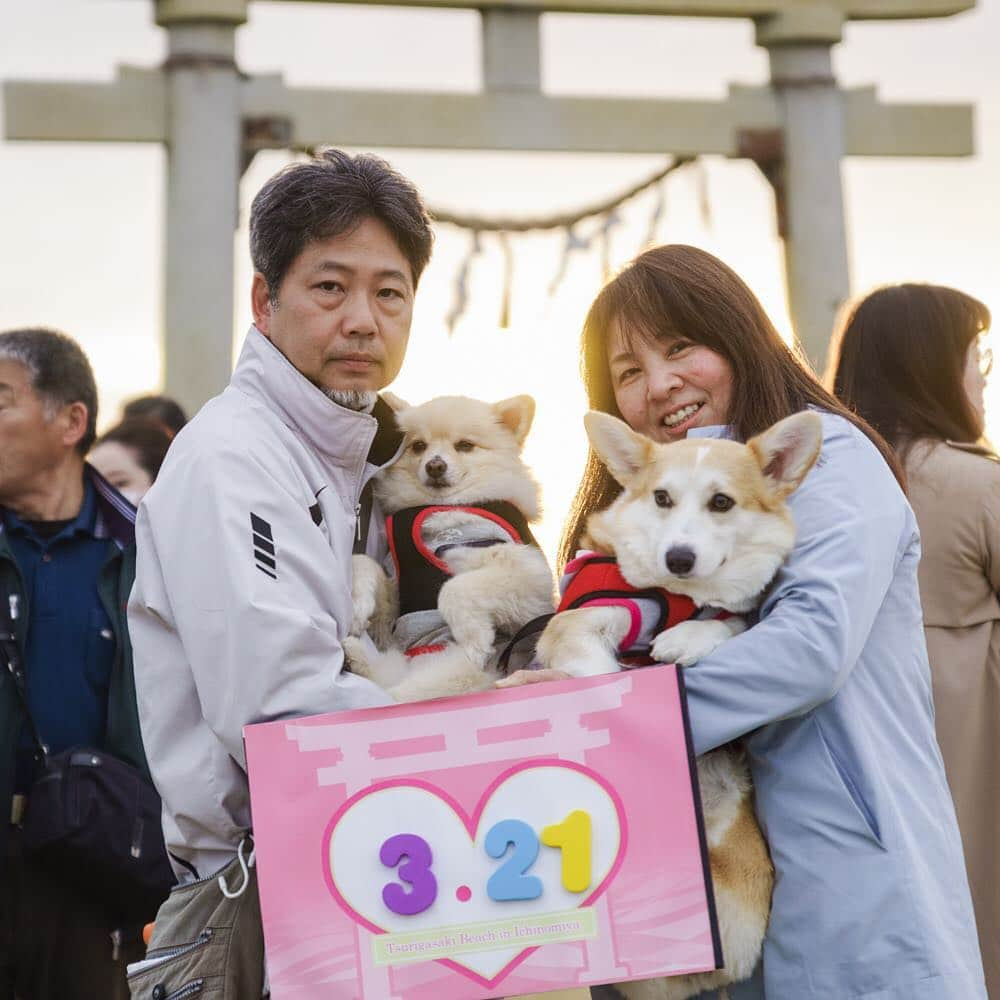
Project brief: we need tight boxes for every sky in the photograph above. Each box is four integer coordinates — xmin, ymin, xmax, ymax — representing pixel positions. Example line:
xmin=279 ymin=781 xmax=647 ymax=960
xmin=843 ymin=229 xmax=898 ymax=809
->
xmin=0 ymin=0 xmax=997 ymax=559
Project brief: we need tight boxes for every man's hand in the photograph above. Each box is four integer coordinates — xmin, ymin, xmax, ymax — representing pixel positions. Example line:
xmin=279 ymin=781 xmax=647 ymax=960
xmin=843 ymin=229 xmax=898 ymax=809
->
xmin=495 ymin=668 xmax=571 ymax=688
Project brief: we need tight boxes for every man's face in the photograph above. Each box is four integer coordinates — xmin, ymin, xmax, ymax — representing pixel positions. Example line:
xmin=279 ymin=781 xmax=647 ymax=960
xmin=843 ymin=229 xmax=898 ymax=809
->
xmin=252 ymin=217 xmax=414 ymax=397
xmin=0 ymin=360 xmax=72 ymax=507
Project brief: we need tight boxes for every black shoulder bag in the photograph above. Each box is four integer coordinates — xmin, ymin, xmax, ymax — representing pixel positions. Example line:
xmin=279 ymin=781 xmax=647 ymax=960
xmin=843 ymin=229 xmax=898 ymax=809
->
xmin=1 ymin=618 xmax=174 ymax=923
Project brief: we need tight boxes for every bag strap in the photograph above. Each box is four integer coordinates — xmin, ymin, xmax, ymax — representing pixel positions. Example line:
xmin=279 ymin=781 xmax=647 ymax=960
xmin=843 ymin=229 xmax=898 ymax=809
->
xmin=496 ymin=613 xmax=555 ymax=675
xmin=0 ymin=597 xmax=47 ymax=763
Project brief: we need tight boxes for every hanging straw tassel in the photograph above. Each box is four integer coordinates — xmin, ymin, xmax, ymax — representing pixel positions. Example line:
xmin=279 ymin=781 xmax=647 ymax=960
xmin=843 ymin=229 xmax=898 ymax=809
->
xmin=446 ymin=230 xmax=481 ymax=334
xmin=548 ymin=227 xmax=591 ymax=297
xmin=498 ymin=232 xmax=514 ymax=329
xmin=696 ymin=159 xmax=712 ymax=229
xmin=599 ymin=210 xmax=621 ymax=282
xmin=644 ymin=181 xmax=667 ymax=249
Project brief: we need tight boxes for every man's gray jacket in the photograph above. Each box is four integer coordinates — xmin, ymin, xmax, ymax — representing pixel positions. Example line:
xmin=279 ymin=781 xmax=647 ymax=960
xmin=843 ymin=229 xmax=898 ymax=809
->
xmin=128 ymin=327 xmax=399 ymax=883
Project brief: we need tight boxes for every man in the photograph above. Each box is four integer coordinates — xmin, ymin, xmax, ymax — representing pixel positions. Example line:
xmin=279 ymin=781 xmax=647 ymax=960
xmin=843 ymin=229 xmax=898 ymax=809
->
xmin=0 ymin=328 xmax=149 ymax=999
xmin=127 ymin=149 xmax=434 ymax=997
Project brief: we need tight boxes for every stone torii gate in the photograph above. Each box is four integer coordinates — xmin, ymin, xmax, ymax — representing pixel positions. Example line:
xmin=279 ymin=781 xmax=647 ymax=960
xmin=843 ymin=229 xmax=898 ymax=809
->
xmin=2 ymin=0 xmax=974 ymax=412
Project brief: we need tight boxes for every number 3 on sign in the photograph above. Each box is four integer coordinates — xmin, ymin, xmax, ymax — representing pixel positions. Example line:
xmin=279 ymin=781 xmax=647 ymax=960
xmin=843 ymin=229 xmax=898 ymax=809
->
xmin=380 ymin=834 xmax=437 ymax=916
xmin=379 ymin=810 xmax=593 ymax=915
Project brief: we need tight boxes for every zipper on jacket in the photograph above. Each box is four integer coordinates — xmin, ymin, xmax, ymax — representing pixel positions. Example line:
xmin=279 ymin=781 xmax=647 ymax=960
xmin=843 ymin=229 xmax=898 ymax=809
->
xmin=153 ymin=979 xmax=204 ymax=1000
xmin=355 ymin=501 xmax=362 ymax=542
xmin=0 ymin=551 xmax=30 ymax=642
xmin=131 ymin=814 xmax=146 ymax=858
xmin=145 ymin=928 xmax=213 ymax=963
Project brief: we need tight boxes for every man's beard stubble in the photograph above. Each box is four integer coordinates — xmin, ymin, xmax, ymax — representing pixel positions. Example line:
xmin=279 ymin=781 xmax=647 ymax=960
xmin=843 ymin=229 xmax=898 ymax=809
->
xmin=324 ymin=388 xmax=378 ymax=412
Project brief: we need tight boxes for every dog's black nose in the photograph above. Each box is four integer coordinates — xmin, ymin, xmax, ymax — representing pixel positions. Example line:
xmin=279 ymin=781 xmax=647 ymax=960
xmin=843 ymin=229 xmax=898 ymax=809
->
xmin=425 ymin=456 xmax=448 ymax=480
xmin=666 ymin=546 xmax=696 ymax=576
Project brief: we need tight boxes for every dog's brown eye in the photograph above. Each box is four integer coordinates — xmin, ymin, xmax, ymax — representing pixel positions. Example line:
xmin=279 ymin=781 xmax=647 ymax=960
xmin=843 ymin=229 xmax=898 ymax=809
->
xmin=410 ymin=440 xmax=427 ymax=455
xmin=653 ymin=490 xmax=673 ymax=508
xmin=454 ymin=440 xmax=475 ymax=453
xmin=709 ymin=493 xmax=735 ymax=512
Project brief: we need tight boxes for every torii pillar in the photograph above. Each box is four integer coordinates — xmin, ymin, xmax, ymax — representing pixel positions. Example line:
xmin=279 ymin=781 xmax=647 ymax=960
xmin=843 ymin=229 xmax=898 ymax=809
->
xmin=757 ymin=7 xmax=852 ymax=367
xmin=159 ymin=0 xmax=245 ymax=413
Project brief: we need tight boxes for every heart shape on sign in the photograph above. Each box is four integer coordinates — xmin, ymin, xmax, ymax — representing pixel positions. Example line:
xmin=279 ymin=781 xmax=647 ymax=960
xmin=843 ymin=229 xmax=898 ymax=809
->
xmin=323 ymin=758 xmax=627 ymax=987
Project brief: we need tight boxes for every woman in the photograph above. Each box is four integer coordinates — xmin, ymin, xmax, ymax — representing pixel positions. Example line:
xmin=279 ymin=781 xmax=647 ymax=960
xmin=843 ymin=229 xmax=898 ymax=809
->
xmin=503 ymin=247 xmax=986 ymax=998
xmin=88 ymin=418 xmax=172 ymax=505
xmin=830 ymin=283 xmax=997 ymax=997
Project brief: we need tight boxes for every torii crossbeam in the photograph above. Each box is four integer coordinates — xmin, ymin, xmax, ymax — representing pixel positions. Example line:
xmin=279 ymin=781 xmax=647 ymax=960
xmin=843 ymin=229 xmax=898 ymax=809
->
xmin=2 ymin=0 xmax=976 ymax=410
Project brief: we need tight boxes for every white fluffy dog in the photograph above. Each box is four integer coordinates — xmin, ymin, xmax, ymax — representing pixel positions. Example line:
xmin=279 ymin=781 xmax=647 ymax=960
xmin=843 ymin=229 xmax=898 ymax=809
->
xmin=534 ymin=409 xmax=823 ymax=1000
xmin=346 ymin=394 xmax=554 ymax=703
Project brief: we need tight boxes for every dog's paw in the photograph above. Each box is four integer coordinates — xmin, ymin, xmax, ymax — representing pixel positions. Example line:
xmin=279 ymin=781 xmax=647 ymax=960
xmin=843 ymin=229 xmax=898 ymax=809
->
xmin=437 ymin=584 xmax=494 ymax=666
xmin=350 ymin=554 xmax=384 ymax=638
xmin=651 ymin=619 xmax=732 ymax=666
xmin=341 ymin=635 xmax=373 ymax=677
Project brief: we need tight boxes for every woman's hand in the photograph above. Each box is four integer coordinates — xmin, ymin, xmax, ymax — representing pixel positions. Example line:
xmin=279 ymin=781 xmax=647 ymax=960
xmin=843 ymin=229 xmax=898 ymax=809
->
xmin=495 ymin=668 xmax=571 ymax=688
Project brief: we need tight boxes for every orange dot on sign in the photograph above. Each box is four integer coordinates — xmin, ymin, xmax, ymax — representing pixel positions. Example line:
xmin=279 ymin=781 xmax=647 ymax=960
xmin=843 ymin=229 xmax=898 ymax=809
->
xmin=456 ymin=885 xmax=471 ymax=902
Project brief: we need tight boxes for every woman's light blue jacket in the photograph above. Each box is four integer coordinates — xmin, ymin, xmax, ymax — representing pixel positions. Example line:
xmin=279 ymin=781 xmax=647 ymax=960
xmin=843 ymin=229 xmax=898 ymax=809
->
xmin=683 ymin=412 xmax=986 ymax=999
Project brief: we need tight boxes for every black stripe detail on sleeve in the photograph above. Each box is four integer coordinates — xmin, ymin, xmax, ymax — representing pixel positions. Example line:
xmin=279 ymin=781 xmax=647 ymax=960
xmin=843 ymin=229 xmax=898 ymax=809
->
xmin=251 ymin=512 xmax=276 ymax=578
xmin=250 ymin=513 xmax=273 ymax=540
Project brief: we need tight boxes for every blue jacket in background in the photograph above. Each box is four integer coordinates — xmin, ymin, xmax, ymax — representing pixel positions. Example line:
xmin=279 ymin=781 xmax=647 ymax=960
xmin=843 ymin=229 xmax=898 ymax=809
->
xmin=0 ymin=465 xmax=149 ymax=879
xmin=683 ymin=412 xmax=986 ymax=999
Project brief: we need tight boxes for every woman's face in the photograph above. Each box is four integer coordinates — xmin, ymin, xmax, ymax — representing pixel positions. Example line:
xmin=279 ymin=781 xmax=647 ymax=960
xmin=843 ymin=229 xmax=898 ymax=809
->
xmin=88 ymin=440 xmax=153 ymax=505
xmin=608 ymin=321 xmax=735 ymax=443
xmin=963 ymin=336 xmax=991 ymax=427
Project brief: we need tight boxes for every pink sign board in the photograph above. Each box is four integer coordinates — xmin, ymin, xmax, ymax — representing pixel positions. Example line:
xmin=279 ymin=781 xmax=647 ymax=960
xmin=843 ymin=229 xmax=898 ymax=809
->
xmin=244 ymin=665 xmax=721 ymax=1000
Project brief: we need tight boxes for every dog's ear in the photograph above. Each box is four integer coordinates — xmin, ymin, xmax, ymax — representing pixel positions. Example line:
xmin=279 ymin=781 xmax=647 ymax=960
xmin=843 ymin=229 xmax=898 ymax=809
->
xmin=748 ymin=411 xmax=823 ymax=499
xmin=381 ymin=391 xmax=410 ymax=413
xmin=493 ymin=395 xmax=535 ymax=448
xmin=584 ymin=411 xmax=655 ymax=487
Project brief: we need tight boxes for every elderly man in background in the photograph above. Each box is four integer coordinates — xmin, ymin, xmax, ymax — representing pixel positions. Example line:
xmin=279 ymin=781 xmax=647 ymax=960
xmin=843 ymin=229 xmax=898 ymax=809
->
xmin=0 ymin=328 xmax=150 ymax=1000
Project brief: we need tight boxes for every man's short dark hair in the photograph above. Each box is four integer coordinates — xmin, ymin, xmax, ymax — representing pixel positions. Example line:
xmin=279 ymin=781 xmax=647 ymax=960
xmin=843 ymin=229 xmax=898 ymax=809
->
xmin=249 ymin=148 xmax=434 ymax=298
xmin=0 ymin=327 xmax=98 ymax=454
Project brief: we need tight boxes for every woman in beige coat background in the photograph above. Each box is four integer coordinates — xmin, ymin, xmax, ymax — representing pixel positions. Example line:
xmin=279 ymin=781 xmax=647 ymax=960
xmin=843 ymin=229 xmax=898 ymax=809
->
xmin=830 ymin=283 xmax=997 ymax=997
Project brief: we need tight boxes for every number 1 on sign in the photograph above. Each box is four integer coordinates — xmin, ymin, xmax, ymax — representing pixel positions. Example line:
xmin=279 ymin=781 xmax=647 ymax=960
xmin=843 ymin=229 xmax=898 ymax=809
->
xmin=541 ymin=810 xmax=592 ymax=893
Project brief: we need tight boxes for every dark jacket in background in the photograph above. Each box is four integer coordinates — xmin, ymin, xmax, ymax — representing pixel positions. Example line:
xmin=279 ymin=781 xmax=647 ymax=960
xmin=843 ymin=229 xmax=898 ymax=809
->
xmin=0 ymin=464 xmax=149 ymax=876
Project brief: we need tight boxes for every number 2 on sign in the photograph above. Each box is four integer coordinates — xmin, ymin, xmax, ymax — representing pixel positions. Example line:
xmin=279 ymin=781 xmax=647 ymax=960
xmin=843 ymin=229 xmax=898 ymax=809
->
xmin=379 ymin=811 xmax=593 ymax=915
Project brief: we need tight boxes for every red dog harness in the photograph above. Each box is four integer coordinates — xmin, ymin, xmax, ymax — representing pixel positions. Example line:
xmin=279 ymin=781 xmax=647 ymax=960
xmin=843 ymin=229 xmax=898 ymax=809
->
xmin=557 ymin=551 xmax=729 ymax=661
xmin=385 ymin=501 xmax=539 ymax=659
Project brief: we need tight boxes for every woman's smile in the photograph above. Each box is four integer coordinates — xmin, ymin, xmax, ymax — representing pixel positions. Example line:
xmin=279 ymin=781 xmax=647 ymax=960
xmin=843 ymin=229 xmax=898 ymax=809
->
xmin=608 ymin=322 xmax=734 ymax=443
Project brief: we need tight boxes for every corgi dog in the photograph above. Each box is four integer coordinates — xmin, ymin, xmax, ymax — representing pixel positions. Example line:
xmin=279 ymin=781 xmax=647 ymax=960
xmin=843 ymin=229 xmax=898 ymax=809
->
xmin=345 ymin=393 xmax=554 ymax=703
xmin=536 ymin=409 xmax=823 ymax=1000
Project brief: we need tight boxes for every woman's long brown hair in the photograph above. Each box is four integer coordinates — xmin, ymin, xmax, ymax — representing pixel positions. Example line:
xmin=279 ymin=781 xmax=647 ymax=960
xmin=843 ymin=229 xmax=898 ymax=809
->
xmin=828 ymin=283 xmax=991 ymax=461
xmin=559 ymin=244 xmax=904 ymax=569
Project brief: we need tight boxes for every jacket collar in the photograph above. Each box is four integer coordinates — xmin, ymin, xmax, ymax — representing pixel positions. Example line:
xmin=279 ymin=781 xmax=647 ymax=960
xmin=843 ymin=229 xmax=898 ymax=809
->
xmin=230 ymin=327 xmax=403 ymax=471
xmin=88 ymin=464 xmax=136 ymax=548
xmin=687 ymin=424 xmax=734 ymax=441
xmin=0 ymin=464 xmax=134 ymax=550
